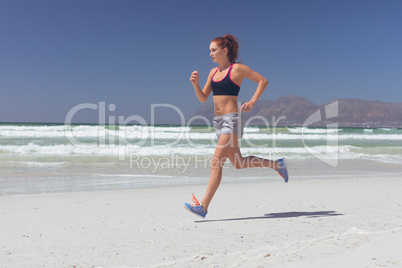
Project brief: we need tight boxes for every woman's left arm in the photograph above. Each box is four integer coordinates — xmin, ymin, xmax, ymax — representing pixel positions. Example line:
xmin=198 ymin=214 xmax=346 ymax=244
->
xmin=238 ymin=64 xmax=269 ymax=112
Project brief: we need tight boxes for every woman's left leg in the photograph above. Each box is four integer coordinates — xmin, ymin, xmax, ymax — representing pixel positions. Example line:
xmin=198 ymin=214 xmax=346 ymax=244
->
xmin=201 ymin=132 xmax=280 ymax=210
xmin=226 ymin=132 xmax=279 ymax=170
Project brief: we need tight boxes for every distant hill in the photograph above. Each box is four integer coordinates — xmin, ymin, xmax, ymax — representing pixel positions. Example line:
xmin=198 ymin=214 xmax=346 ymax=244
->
xmin=189 ymin=95 xmax=402 ymax=128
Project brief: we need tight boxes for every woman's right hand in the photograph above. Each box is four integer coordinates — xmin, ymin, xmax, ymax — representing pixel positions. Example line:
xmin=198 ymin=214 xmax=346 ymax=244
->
xmin=189 ymin=70 xmax=199 ymax=85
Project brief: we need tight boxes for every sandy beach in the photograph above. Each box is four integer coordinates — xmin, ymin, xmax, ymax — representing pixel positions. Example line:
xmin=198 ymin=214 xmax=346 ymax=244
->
xmin=1 ymin=176 xmax=402 ymax=267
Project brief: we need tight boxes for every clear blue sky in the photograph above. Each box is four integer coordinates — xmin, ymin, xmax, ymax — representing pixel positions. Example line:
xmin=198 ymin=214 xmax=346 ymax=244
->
xmin=1 ymin=0 xmax=401 ymax=124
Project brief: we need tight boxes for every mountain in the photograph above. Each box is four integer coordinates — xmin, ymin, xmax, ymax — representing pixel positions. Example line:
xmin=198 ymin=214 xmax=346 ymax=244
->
xmin=189 ymin=95 xmax=402 ymax=128
xmin=335 ymin=99 xmax=402 ymax=126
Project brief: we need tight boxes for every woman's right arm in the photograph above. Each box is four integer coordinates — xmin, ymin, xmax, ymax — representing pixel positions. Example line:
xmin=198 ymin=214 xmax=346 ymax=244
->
xmin=190 ymin=69 xmax=215 ymax=103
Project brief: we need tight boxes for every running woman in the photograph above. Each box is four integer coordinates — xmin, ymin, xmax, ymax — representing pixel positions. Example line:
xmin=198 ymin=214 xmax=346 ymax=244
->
xmin=184 ymin=34 xmax=288 ymax=218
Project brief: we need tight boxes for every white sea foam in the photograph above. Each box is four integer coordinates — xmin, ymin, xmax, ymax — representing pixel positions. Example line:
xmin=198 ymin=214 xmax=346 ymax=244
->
xmin=97 ymin=174 xmax=174 ymax=178
xmin=287 ymin=127 xmax=342 ymax=133
xmin=20 ymin=161 xmax=65 ymax=166
xmin=0 ymin=125 xmax=192 ymax=138
xmin=0 ymin=143 xmax=133 ymax=156
xmin=244 ymin=133 xmax=402 ymax=141
xmin=1 ymin=125 xmax=401 ymax=165
xmin=6 ymin=143 xmax=401 ymax=163
xmin=243 ymin=127 xmax=260 ymax=133
xmin=2 ymin=125 xmax=401 ymax=141
xmin=0 ymin=142 xmax=359 ymax=158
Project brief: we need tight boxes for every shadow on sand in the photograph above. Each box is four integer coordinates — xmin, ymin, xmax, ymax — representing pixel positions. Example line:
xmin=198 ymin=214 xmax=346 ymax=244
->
xmin=195 ymin=211 xmax=343 ymax=223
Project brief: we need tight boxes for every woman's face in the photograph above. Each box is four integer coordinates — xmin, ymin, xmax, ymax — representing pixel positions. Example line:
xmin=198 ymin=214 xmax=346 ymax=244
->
xmin=209 ymin=42 xmax=227 ymax=63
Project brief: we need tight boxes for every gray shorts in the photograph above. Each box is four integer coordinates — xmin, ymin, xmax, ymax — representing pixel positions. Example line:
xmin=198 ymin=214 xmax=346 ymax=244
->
xmin=213 ymin=112 xmax=244 ymax=139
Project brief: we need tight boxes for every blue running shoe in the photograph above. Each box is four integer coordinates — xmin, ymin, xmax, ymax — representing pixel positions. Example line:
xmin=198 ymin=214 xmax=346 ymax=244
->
xmin=277 ymin=157 xmax=289 ymax=183
xmin=184 ymin=194 xmax=207 ymax=218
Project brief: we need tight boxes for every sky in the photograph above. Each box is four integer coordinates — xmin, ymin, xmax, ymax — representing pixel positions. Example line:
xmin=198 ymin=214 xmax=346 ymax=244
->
xmin=1 ymin=0 xmax=401 ymax=124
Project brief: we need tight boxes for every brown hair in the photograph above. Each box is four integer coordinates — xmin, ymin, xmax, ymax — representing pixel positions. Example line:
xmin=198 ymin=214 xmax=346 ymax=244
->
xmin=211 ymin=34 xmax=241 ymax=63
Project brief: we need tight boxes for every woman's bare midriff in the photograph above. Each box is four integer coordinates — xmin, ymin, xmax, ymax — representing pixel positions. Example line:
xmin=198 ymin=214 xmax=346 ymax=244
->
xmin=213 ymin=96 xmax=238 ymax=116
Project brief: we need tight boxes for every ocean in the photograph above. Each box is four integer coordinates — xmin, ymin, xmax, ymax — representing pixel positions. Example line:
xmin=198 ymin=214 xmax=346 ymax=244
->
xmin=1 ymin=123 xmax=402 ymax=195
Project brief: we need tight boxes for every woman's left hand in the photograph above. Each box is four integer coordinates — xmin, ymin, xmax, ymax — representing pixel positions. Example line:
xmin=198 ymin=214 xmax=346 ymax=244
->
xmin=240 ymin=100 xmax=255 ymax=112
